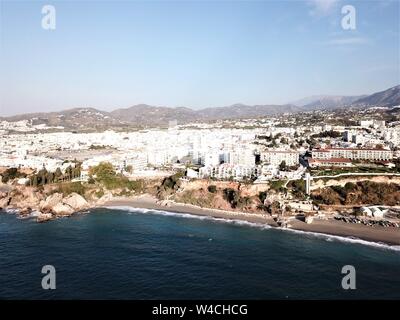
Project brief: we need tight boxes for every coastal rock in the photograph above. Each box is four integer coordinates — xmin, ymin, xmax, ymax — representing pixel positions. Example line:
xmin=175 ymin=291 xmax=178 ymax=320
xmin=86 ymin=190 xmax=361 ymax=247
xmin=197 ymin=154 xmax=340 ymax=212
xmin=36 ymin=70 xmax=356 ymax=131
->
xmin=63 ymin=193 xmax=89 ymax=211
xmin=37 ymin=213 xmax=53 ymax=223
xmin=40 ymin=193 xmax=63 ymax=211
xmin=20 ymin=207 xmax=32 ymax=215
xmin=96 ymin=191 xmax=114 ymax=205
xmin=52 ymin=202 xmax=74 ymax=216
xmin=0 ymin=196 xmax=11 ymax=209
xmin=13 ymin=188 xmax=42 ymax=210
xmin=305 ymin=216 xmax=314 ymax=224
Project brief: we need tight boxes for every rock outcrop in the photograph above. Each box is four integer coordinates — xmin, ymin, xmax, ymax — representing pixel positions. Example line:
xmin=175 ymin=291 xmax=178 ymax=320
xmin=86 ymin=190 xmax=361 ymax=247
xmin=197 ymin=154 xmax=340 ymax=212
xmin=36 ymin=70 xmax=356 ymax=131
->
xmin=1 ymin=188 xmax=90 ymax=222
xmin=39 ymin=192 xmax=89 ymax=217
xmin=63 ymin=193 xmax=89 ymax=211
xmin=40 ymin=193 xmax=63 ymax=211
xmin=51 ymin=202 xmax=74 ymax=216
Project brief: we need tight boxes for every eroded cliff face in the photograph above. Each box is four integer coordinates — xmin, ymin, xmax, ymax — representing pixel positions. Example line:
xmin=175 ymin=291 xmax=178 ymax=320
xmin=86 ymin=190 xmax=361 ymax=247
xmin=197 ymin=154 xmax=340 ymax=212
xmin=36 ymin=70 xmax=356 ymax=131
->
xmin=0 ymin=185 xmax=89 ymax=221
xmin=311 ymin=176 xmax=400 ymax=191
xmin=311 ymin=180 xmax=400 ymax=206
xmin=170 ymin=179 xmax=275 ymax=213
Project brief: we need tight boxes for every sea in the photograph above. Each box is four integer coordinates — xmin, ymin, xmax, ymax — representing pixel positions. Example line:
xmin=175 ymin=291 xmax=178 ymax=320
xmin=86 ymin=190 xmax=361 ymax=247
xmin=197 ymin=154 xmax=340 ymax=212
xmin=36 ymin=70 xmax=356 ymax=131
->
xmin=0 ymin=207 xmax=399 ymax=299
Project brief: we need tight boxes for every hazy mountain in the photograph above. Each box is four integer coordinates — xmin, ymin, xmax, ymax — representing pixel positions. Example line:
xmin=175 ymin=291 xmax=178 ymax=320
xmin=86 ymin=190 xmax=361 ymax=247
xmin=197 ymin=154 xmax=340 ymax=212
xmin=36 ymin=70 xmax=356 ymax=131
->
xmin=1 ymin=85 xmax=399 ymax=130
xmin=0 ymin=108 xmax=126 ymax=130
xmin=199 ymin=103 xmax=300 ymax=120
xmin=353 ymin=85 xmax=400 ymax=107
xmin=110 ymin=104 xmax=198 ymax=124
xmin=290 ymin=95 xmax=365 ymax=109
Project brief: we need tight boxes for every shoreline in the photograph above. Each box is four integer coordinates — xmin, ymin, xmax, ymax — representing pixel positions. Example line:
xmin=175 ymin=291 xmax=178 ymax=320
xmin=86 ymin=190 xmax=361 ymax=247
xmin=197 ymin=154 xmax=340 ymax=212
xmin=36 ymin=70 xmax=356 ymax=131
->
xmin=100 ymin=194 xmax=400 ymax=247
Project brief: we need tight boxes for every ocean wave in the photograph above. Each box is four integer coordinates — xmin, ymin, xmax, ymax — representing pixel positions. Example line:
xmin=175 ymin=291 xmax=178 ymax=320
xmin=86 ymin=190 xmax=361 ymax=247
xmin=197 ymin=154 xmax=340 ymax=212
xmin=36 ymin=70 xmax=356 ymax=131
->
xmin=104 ymin=205 xmax=272 ymax=230
xmin=280 ymin=227 xmax=400 ymax=252
xmin=3 ymin=208 xmax=19 ymax=214
xmin=102 ymin=206 xmax=400 ymax=252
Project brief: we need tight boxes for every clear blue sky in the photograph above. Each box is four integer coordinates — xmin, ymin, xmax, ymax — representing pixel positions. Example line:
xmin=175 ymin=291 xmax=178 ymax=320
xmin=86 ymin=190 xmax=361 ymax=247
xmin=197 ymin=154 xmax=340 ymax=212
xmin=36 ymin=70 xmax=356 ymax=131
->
xmin=0 ymin=0 xmax=399 ymax=116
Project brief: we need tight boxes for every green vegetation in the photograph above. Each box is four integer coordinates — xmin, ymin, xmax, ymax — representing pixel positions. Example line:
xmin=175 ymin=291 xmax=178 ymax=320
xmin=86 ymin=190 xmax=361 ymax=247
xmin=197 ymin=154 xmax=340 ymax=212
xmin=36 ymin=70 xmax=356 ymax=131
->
xmin=52 ymin=182 xmax=86 ymax=196
xmin=311 ymin=130 xmax=342 ymax=139
xmin=160 ymin=171 xmax=184 ymax=190
xmin=0 ymin=168 xmax=26 ymax=183
xmin=222 ymin=188 xmax=253 ymax=209
xmin=89 ymin=162 xmax=144 ymax=192
xmin=207 ymin=185 xmax=217 ymax=193
xmin=223 ymin=188 xmax=239 ymax=208
xmin=288 ymin=180 xmax=306 ymax=199
xmin=29 ymin=164 xmax=81 ymax=187
xmin=258 ymin=191 xmax=267 ymax=203
xmin=95 ymin=189 xmax=105 ymax=198
xmin=312 ymin=165 xmax=400 ymax=179
xmin=269 ymin=180 xmax=285 ymax=193
xmin=89 ymin=144 xmax=109 ymax=150
xmin=267 ymin=201 xmax=282 ymax=214
xmin=311 ymin=181 xmax=400 ymax=206
xmin=157 ymin=171 xmax=185 ymax=198
xmin=279 ymin=160 xmax=287 ymax=171
xmin=177 ymin=190 xmax=214 ymax=207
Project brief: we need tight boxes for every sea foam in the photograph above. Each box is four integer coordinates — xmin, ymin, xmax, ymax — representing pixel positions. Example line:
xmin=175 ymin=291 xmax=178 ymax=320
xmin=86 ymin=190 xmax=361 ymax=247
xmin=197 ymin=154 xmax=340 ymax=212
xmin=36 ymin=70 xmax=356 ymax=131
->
xmin=103 ymin=206 xmax=400 ymax=253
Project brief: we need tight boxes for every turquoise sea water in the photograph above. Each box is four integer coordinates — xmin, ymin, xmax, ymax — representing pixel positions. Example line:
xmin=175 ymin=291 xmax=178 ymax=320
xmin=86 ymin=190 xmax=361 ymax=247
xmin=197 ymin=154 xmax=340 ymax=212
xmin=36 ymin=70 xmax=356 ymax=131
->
xmin=0 ymin=207 xmax=399 ymax=299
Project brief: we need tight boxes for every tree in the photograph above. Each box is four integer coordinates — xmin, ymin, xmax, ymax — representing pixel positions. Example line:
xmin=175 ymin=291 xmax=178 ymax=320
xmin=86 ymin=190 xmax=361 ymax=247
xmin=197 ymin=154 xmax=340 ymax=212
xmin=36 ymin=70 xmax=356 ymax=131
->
xmin=125 ymin=165 xmax=133 ymax=173
xmin=258 ymin=191 xmax=267 ymax=204
xmin=279 ymin=160 xmax=287 ymax=171
xmin=32 ymin=175 xmax=38 ymax=187
xmin=268 ymin=201 xmax=281 ymax=215
xmin=47 ymin=172 xmax=54 ymax=184
xmin=89 ymin=162 xmax=116 ymax=181
xmin=65 ymin=166 xmax=73 ymax=181
xmin=1 ymin=167 xmax=23 ymax=183
xmin=38 ymin=168 xmax=48 ymax=185
xmin=223 ymin=188 xmax=239 ymax=208
xmin=54 ymin=167 xmax=63 ymax=182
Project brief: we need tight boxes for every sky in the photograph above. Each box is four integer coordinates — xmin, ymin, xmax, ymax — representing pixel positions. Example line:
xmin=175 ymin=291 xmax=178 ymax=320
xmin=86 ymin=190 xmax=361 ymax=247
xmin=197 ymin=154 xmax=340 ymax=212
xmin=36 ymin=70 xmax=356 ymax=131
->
xmin=0 ymin=0 xmax=399 ymax=116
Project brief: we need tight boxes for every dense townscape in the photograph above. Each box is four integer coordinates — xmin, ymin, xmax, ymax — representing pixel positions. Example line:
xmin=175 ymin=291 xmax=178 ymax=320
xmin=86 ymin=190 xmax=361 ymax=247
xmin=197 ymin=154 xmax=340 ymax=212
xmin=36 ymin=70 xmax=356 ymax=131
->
xmin=1 ymin=96 xmax=400 ymax=245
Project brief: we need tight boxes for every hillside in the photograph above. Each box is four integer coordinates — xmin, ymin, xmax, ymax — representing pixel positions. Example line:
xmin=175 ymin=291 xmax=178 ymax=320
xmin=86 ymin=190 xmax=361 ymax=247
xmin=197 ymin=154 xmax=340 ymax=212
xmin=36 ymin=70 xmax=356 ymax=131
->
xmin=1 ymin=85 xmax=399 ymax=129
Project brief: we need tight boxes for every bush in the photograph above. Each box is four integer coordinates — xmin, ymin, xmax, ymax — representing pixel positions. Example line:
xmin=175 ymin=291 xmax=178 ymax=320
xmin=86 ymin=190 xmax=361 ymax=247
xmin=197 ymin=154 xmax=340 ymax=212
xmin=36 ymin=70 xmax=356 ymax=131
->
xmin=207 ymin=185 xmax=217 ymax=193
xmin=95 ymin=189 xmax=105 ymax=198
xmin=269 ymin=180 xmax=285 ymax=192
xmin=53 ymin=182 xmax=86 ymax=196
xmin=1 ymin=168 xmax=26 ymax=183
xmin=289 ymin=180 xmax=306 ymax=198
xmin=223 ymin=188 xmax=239 ymax=208
xmin=258 ymin=191 xmax=267 ymax=203
xmin=89 ymin=162 xmax=116 ymax=181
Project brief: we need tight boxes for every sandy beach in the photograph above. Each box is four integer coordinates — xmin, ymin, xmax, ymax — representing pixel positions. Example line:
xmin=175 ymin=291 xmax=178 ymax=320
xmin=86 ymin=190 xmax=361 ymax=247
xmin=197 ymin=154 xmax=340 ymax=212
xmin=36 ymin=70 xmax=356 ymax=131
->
xmin=290 ymin=219 xmax=400 ymax=246
xmin=101 ymin=194 xmax=278 ymax=226
xmin=100 ymin=194 xmax=400 ymax=246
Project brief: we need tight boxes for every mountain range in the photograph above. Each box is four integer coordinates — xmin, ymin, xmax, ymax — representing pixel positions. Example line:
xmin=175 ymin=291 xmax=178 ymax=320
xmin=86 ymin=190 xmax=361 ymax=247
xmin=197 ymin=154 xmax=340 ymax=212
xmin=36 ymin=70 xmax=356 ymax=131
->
xmin=1 ymin=85 xmax=399 ymax=129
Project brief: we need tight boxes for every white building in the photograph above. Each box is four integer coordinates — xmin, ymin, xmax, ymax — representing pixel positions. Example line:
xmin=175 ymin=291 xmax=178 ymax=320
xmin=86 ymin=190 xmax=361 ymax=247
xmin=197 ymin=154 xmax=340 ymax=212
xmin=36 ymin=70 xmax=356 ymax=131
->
xmin=199 ymin=164 xmax=260 ymax=180
xmin=312 ymin=147 xmax=393 ymax=161
xmin=261 ymin=150 xmax=299 ymax=166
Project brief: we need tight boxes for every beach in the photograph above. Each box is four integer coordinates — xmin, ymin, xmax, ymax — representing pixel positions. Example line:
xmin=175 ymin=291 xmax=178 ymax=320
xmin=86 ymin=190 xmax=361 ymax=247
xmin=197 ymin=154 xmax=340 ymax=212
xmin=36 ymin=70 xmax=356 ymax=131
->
xmin=101 ymin=194 xmax=400 ymax=246
xmin=101 ymin=194 xmax=278 ymax=226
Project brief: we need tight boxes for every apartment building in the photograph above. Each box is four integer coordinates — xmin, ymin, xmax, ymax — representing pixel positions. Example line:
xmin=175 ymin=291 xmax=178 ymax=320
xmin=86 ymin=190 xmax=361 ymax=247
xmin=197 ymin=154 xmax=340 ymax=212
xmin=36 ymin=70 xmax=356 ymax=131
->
xmin=312 ymin=147 xmax=393 ymax=161
xmin=199 ymin=164 xmax=261 ymax=180
xmin=261 ymin=150 xmax=299 ymax=166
